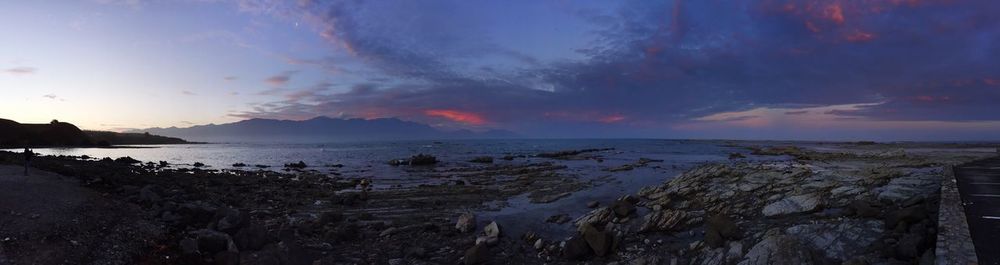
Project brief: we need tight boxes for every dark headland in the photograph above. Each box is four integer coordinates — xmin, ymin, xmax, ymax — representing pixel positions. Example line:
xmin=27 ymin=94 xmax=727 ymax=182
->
xmin=0 ymin=118 xmax=191 ymax=148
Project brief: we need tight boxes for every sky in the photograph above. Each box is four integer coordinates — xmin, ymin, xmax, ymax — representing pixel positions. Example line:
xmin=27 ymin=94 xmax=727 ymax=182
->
xmin=1 ymin=0 xmax=999 ymax=141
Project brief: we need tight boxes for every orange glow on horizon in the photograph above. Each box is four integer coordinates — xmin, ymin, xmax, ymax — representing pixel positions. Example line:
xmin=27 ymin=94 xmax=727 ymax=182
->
xmin=424 ymin=109 xmax=487 ymax=125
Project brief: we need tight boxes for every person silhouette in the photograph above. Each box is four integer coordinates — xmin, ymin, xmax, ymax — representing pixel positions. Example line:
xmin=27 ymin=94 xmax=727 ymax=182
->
xmin=23 ymin=147 xmax=34 ymax=176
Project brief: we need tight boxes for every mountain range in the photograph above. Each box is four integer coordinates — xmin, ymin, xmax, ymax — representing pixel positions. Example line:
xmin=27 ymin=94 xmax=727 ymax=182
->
xmin=131 ymin=116 xmax=517 ymax=143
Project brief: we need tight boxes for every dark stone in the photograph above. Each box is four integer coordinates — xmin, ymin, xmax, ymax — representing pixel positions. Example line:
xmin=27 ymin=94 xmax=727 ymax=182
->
xmin=409 ymin=154 xmax=438 ymax=166
xmin=234 ymin=223 xmax=272 ymax=251
xmin=213 ymin=207 xmax=246 ymax=234
xmin=213 ymin=251 xmax=239 ymax=265
xmin=546 ymin=214 xmax=571 ymax=224
xmin=895 ymin=232 xmax=927 ymax=259
xmin=885 ymin=206 xmax=926 ymax=229
xmin=139 ymin=185 xmax=162 ymax=204
xmin=586 ymin=201 xmax=599 ymax=208
xmin=562 ymin=235 xmax=592 ymax=260
xmin=469 ymin=156 xmax=494 ymax=163
xmin=611 ymin=200 xmax=636 ymax=217
xmin=284 ymin=161 xmax=307 ymax=169
xmin=179 ymin=238 xmax=199 ymax=255
xmin=849 ymin=200 xmax=880 ymax=218
xmin=318 ymin=211 xmax=344 ymax=225
xmin=404 ymin=246 xmax=427 ymax=259
xmin=464 ymin=244 xmax=490 ymax=264
xmin=581 ymin=224 xmax=613 ymax=257
xmin=195 ymin=229 xmax=232 ymax=254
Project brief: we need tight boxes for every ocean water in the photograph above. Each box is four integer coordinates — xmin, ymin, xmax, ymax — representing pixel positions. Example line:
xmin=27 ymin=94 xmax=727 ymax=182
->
xmin=7 ymin=139 xmax=789 ymax=236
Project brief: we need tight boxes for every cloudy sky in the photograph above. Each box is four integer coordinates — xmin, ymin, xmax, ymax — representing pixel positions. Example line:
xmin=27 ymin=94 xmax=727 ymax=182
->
xmin=1 ymin=0 xmax=999 ymax=140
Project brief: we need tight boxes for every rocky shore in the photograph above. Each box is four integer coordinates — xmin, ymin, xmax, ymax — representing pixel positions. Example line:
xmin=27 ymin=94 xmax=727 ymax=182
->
xmin=0 ymin=142 xmax=994 ymax=264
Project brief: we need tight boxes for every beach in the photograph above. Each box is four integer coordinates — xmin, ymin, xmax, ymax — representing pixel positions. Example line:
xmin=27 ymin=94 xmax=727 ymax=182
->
xmin=0 ymin=141 xmax=995 ymax=264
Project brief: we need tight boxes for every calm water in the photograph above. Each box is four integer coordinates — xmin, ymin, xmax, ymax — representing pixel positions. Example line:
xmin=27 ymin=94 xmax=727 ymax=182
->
xmin=7 ymin=139 xmax=788 ymax=236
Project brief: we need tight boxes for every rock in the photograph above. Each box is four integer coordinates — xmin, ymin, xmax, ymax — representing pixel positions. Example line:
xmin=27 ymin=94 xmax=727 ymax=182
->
xmin=193 ymin=162 xmax=205 ymax=167
xmin=849 ymin=200 xmax=880 ymax=218
xmin=885 ymin=206 xmax=927 ymax=229
xmin=404 ymin=246 xmax=427 ymax=259
xmin=231 ymin=163 xmax=246 ymax=167
xmin=729 ymin=153 xmax=746 ymax=159
xmin=639 ymin=210 xmax=689 ymax=232
xmin=179 ymin=238 xmax=200 ymax=255
xmin=784 ymin=220 xmax=883 ymax=261
xmin=213 ymin=251 xmax=239 ymax=265
xmin=587 ymin=201 xmax=600 ymax=208
xmin=476 ymin=236 xmax=499 ymax=246
xmin=409 ymin=154 xmax=438 ymax=166
xmin=380 ymin=227 xmax=398 ymax=237
xmin=562 ymin=236 xmax=592 ymax=260
xmin=546 ymin=214 xmax=571 ymax=224
xmin=212 ymin=207 xmax=246 ymax=234
xmin=484 ymin=221 xmax=501 ymax=238
xmin=456 ymin=212 xmax=476 ymax=233
xmin=895 ymin=232 xmax=927 ymax=259
xmin=534 ymin=239 xmax=544 ymax=250
xmin=581 ymin=223 xmax=613 ymax=256
xmin=705 ymin=214 xmax=740 ymax=248
xmin=611 ymin=200 xmax=636 ymax=217
xmin=284 ymin=161 xmax=307 ymax=168
xmin=575 ymin=207 xmax=615 ymax=229
xmin=469 ymin=156 xmax=493 ymax=163
xmin=762 ymin=193 xmax=822 ymax=217
xmin=234 ymin=223 xmax=271 ymax=251
xmin=194 ymin=229 xmax=233 ymax=254
xmin=464 ymin=244 xmax=490 ymax=264
xmin=919 ymin=250 xmax=935 ymax=265
xmin=737 ymin=230 xmax=817 ymax=265
xmin=875 ymin=172 xmax=939 ymax=203
xmin=139 ymin=185 xmax=162 ymax=204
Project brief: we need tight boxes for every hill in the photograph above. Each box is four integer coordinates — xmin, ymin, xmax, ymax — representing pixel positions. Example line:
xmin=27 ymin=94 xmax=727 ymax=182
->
xmin=134 ymin=116 xmax=517 ymax=143
xmin=0 ymin=118 xmax=191 ymax=147
xmin=84 ymin=131 xmax=189 ymax=145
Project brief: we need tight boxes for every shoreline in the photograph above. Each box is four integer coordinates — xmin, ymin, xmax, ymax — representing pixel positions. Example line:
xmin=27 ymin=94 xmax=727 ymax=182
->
xmin=0 ymin=142 xmax=995 ymax=264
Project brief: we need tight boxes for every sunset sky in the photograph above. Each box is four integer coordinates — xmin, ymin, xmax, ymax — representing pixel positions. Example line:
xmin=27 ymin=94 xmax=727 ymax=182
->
xmin=2 ymin=0 xmax=999 ymax=140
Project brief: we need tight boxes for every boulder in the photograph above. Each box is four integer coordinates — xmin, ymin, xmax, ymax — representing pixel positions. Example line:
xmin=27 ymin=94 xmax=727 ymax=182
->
xmin=848 ymin=200 xmax=880 ymax=218
xmin=546 ymin=214 xmax=571 ymax=224
xmin=139 ymin=185 xmax=162 ymax=204
xmin=762 ymin=193 xmax=822 ymax=217
xmin=194 ymin=229 xmax=234 ymax=254
xmin=464 ymin=244 xmax=490 ymax=264
xmin=705 ymin=214 xmax=740 ymax=248
xmin=484 ymin=221 xmax=501 ymax=238
xmin=212 ymin=207 xmax=246 ymax=234
xmin=469 ymin=156 xmax=493 ymax=163
xmin=895 ymin=232 xmax=927 ymax=259
xmin=885 ymin=206 xmax=927 ymax=229
xmin=234 ymin=223 xmax=271 ymax=251
xmin=587 ymin=201 xmax=600 ymax=208
xmin=562 ymin=235 xmax=592 ymax=260
xmin=737 ymin=230 xmax=818 ymax=265
xmin=639 ymin=210 xmax=689 ymax=232
xmin=581 ymin=223 xmax=613 ymax=256
xmin=574 ymin=207 xmax=615 ymax=229
xmin=784 ymin=220 xmax=883 ymax=261
xmin=456 ymin=212 xmax=476 ymax=233
xmin=611 ymin=200 xmax=636 ymax=217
